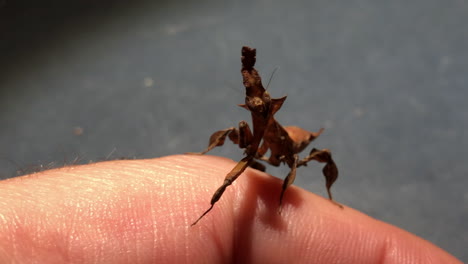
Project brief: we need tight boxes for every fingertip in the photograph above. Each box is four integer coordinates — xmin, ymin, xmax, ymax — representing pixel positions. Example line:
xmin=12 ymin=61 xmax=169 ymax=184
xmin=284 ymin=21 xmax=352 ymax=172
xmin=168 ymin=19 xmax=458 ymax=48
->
xmin=3 ymin=155 xmax=458 ymax=263
xmin=130 ymin=156 xmax=464 ymax=263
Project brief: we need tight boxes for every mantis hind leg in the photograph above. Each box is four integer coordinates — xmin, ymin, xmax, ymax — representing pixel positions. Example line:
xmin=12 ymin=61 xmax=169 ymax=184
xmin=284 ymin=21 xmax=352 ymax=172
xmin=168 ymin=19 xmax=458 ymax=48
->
xmin=298 ymin=148 xmax=343 ymax=208
xmin=191 ymin=156 xmax=253 ymax=226
xmin=279 ymin=154 xmax=299 ymax=211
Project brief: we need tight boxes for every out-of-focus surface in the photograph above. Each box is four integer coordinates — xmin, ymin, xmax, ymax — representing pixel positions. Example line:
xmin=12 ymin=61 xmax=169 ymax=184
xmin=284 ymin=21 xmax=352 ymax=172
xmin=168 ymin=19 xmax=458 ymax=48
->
xmin=1 ymin=0 xmax=467 ymax=261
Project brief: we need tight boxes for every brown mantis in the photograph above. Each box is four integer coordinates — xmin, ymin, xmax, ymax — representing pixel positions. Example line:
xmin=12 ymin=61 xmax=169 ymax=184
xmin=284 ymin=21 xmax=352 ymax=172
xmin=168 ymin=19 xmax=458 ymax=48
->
xmin=190 ymin=46 xmax=342 ymax=226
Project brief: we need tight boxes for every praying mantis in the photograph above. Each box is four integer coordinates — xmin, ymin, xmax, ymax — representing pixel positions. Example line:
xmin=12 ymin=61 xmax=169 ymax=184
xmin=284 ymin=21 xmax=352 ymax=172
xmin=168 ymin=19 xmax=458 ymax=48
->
xmin=190 ymin=46 xmax=342 ymax=226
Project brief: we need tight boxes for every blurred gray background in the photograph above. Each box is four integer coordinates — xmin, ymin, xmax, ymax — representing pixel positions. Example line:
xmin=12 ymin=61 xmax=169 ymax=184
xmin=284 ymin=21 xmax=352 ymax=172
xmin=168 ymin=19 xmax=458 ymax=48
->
xmin=1 ymin=0 xmax=467 ymax=261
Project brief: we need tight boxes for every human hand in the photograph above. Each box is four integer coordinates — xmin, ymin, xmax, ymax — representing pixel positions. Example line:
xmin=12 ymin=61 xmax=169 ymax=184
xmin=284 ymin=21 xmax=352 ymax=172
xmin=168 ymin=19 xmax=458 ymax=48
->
xmin=0 ymin=155 xmax=461 ymax=263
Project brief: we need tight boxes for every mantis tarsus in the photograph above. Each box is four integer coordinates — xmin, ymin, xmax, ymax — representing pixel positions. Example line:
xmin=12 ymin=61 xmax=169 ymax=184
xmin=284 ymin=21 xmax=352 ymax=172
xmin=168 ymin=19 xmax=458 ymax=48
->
xmin=190 ymin=46 xmax=342 ymax=226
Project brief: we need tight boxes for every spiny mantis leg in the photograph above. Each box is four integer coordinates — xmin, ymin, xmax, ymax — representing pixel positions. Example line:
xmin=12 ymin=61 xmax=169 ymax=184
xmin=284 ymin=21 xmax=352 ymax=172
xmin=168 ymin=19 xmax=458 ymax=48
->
xmin=298 ymin=148 xmax=343 ymax=208
xmin=191 ymin=156 xmax=253 ymax=226
xmin=187 ymin=121 xmax=252 ymax=155
xmin=279 ymin=154 xmax=298 ymax=209
xmin=187 ymin=128 xmax=237 ymax=155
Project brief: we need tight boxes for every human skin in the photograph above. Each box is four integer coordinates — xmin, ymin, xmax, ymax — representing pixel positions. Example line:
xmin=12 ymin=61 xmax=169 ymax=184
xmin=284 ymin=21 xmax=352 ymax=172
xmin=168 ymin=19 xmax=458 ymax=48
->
xmin=0 ymin=155 xmax=462 ymax=263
